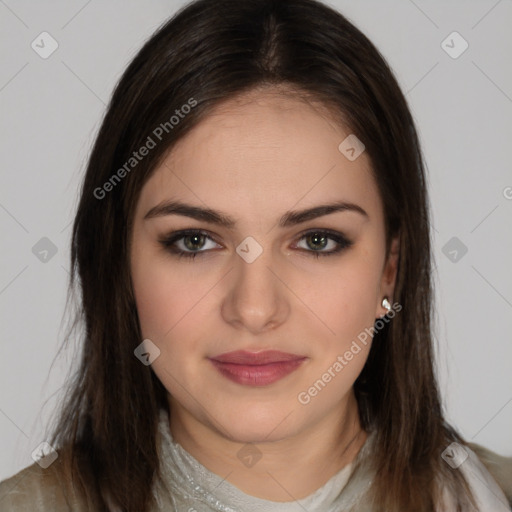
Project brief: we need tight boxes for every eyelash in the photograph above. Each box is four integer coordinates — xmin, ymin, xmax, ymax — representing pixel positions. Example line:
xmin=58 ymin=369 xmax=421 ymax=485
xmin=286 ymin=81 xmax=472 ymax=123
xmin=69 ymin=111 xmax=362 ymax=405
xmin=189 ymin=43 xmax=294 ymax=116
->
xmin=158 ymin=229 xmax=353 ymax=260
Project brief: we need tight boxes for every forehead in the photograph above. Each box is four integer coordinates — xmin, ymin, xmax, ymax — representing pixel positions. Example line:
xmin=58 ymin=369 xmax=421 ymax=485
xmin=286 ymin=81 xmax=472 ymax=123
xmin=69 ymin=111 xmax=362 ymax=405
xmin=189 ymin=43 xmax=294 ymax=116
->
xmin=136 ymin=89 xmax=383 ymax=224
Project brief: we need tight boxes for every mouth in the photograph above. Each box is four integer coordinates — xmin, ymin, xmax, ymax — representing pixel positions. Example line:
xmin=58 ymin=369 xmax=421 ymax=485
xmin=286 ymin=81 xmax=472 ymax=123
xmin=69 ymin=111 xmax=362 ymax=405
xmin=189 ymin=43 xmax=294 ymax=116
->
xmin=208 ymin=350 xmax=307 ymax=386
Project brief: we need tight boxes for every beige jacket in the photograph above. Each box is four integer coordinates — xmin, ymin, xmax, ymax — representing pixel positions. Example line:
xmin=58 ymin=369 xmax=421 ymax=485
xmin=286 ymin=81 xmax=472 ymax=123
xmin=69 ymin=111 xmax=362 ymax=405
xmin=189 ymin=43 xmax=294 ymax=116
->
xmin=469 ymin=443 xmax=512 ymax=507
xmin=0 ymin=455 xmax=91 ymax=511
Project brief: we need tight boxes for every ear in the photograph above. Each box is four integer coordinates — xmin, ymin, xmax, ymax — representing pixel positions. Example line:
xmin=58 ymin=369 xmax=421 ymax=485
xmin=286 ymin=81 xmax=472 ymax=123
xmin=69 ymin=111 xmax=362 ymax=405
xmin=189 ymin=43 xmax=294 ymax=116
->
xmin=375 ymin=233 xmax=400 ymax=318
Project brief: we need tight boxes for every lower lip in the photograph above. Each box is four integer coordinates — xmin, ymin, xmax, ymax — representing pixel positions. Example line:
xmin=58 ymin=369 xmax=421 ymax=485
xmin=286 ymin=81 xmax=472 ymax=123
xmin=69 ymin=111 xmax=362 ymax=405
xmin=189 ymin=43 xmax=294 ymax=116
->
xmin=209 ymin=358 xmax=306 ymax=386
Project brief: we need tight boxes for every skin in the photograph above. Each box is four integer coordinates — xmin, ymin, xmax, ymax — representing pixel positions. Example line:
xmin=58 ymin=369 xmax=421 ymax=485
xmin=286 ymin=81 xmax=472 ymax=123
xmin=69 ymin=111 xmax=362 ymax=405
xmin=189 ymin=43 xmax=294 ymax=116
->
xmin=129 ymin=86 xmax=400 ymax=502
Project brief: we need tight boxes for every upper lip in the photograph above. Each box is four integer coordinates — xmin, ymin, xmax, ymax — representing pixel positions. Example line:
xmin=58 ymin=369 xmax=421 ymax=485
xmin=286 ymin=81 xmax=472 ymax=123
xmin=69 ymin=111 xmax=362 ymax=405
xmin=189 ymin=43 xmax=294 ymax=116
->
xmin=210 ymin=350 xmax=306 ymax=365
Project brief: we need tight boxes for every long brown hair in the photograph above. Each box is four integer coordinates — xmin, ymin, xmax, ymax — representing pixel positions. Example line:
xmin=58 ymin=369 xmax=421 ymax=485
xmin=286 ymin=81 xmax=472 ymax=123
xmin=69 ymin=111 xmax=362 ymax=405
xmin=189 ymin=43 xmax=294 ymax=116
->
xmin=45 ymin=0 xmax=475 ymax=510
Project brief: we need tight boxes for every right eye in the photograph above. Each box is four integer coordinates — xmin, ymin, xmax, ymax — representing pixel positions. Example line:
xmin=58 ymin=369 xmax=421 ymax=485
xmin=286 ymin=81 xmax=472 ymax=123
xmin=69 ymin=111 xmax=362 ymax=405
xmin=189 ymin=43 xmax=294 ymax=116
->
xmin=159 ymin=230 xmax=222 ymax=260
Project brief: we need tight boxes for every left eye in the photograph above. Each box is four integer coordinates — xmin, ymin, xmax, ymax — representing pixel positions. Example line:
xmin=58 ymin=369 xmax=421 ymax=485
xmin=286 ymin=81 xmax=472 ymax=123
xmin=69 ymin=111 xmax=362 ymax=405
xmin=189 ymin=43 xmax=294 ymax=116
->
xmin=295 ymin=231 xmax=349 ymax=255
xmin=159 ymin=229 xmax=353 ymax=260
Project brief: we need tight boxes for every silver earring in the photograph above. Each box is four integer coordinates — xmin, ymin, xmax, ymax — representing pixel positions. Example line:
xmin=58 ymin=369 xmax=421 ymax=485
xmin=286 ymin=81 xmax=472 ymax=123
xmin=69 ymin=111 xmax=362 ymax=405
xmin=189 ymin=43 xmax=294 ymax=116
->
xmin=381 ymin=297 xmax=392 ymax=313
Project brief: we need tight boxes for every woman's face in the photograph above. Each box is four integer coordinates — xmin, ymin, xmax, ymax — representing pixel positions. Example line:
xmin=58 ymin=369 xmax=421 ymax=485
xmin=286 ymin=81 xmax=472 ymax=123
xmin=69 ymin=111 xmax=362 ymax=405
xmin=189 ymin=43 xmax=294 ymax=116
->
xmin=130 ymin=88 xmax=399 ymax=443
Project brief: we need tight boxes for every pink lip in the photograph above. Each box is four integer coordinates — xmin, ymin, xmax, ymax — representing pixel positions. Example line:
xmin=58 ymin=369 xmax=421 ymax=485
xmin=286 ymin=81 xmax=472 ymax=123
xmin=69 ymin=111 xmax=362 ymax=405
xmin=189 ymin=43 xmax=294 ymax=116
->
xmin=209 ymin=350 xmax=307 ymax=386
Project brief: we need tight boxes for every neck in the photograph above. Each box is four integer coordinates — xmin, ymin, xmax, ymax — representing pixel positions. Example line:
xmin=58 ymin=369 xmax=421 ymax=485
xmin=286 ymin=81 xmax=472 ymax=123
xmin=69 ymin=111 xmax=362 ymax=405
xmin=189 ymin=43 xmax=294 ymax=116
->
xmin=168 ymin=391 xmax=366 ymax=502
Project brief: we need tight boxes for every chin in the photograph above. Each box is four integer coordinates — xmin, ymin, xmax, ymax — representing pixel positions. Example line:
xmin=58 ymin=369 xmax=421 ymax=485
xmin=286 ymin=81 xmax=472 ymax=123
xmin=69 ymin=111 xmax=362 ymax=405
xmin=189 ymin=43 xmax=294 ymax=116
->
xmin=222 ymin=423 xmax=290 ymax=445
xmin=213 ymin=403 xmax=301 ymax=445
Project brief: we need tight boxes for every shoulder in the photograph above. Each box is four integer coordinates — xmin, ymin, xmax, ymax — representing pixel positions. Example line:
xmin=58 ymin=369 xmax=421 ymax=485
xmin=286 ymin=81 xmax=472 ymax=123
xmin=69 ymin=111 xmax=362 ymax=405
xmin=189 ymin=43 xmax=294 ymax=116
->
xmin=0 ymin=456 xmax=89 ymax=512
xmin=469 ymin=442 xmax=512 ymax=505
xmin=439 ymin=444 xmax=511 ymax=512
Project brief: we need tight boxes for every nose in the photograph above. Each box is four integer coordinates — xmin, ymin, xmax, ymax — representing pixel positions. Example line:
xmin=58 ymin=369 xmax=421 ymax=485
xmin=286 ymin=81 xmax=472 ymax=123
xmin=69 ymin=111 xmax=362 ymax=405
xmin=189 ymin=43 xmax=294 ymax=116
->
xmin=221 ymin=247 xmax=290 ymax=335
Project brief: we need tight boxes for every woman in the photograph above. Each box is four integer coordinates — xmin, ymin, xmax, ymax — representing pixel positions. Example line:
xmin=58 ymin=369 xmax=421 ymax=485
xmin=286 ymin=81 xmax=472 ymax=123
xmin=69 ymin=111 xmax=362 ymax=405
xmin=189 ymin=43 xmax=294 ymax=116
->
xmin=0 ymin=0 xmax=510 ymax=510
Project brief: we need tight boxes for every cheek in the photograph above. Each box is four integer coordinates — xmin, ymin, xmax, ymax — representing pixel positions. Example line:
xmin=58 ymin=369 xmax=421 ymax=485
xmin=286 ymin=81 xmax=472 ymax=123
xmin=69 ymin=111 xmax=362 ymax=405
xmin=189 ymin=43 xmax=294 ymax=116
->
xmin=299 ymin=253 xmax=382 ymax=341
xmin=131 ymin=259 xmax=171 ymax=340
xmin=131 ymin=255 xmax=212 ymax=387
xmin=295 ymin=259 xmax=379 ymax=406
xmin=131 ymin=248 xmax=200 ymax=340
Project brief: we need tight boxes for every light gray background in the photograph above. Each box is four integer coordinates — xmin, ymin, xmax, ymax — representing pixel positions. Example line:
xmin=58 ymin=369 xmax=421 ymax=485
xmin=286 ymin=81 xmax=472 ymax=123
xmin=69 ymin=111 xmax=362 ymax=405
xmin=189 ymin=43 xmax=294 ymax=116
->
xmin=1 ymin=0 xmax=511 ymax=481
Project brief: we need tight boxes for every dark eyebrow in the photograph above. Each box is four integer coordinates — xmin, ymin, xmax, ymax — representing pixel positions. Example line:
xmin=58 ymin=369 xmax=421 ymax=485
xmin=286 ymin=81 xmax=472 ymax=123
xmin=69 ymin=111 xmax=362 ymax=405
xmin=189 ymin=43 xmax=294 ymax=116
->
xmin=144 ymin=199 xmax=368 ymax=228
